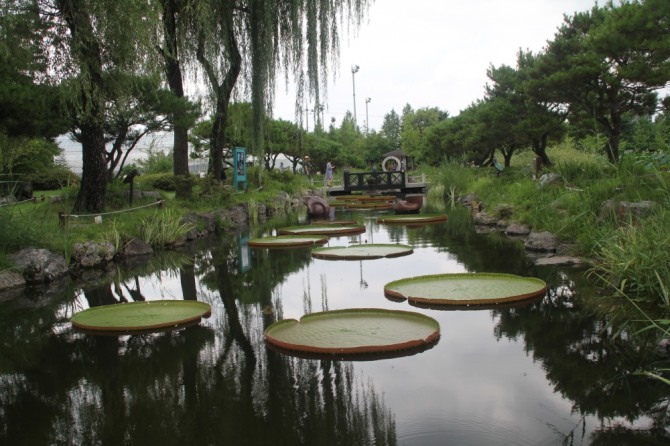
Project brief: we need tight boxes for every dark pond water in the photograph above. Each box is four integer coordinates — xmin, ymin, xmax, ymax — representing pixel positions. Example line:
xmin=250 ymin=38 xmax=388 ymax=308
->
xmin=1 ymin=205 xmax=668 ymax=446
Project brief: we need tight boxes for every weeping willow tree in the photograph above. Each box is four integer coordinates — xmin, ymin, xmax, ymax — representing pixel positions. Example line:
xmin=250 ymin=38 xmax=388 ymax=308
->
xmin=188 ymin=0 xmax=371 ymax=183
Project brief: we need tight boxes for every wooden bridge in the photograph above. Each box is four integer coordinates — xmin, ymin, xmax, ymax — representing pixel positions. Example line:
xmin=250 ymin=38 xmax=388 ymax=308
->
xmin=321 ymin=171 xmax=428 ymax=196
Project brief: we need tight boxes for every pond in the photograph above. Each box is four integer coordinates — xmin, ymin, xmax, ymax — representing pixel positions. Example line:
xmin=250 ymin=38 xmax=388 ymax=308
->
xmin=1 ymin=205 xmax=668 ymax=445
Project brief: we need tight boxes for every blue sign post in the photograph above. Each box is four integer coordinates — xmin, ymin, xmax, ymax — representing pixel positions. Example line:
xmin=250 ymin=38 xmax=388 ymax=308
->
xmin=233 ymin=147 xmax=247 ymax=191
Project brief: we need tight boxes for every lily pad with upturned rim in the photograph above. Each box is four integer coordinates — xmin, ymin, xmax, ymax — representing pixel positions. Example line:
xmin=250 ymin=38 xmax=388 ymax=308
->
xmin=309 ymin=219 xmax=358 ymax=226
xmin=377 ymin=214 xmax=448 ymax=224
xmin=278 ymin=224 xmax=366 ymax=236
xmin=264 ymin=308 xmax=440 ymax=355
xmin=346 ymin=202 xmax=393 ymax=210
xmin=334 ymin=194 xmax=396 ymax=202
xmin=71 ymin=300 xmax=212 ymax=333
xmin=384 ymin=272 xmax=547 ymax=306
xmin=247 ymin=235 xmax=328 ymax=248
xmin=312 ymin=244 xmax=413 ymax=260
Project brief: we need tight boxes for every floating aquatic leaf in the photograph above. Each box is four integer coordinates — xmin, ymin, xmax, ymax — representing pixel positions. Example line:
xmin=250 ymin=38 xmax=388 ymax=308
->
xmin=312 ymin=244 xmax=413 ymax=260
xmin=384 ymin=273 xmax=547 ymax=306
xmin=377 ymin=214 xmax=448 ymax=224
xmin=278 ymin=224 xmax=366 ymax=236
xmin=265 ymin=308 xmax=440 ymax=356
xmin=248 ymin=235 xmax=328 ymax=248
xmin=71 ymin=300 xmax=212 ymax=333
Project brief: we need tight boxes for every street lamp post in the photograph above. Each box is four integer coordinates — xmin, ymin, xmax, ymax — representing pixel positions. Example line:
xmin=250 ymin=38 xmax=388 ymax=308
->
xmin=365 ymin=97 xmax=371 ymax=134
xmin=351 ymin=64 xmax=360 ymax=129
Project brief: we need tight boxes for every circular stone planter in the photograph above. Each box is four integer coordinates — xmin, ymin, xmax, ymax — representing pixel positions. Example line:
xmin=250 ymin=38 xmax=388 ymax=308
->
xmin=71 ymin=300 xmax=212 ymax=334
xmin=247 ymin=235 xmax=328 ymax=248
xmin=264 ymin=308 xmax=440 ymax=356
xmin=377 ymin=214 xmax=448 ymax=224
xmin=384 ymin=272 xmax=547 ymax=306
xmin=312 ymin=244 xmax=413 ymax=260
xmin=278 ymin=224 xmax=366 ymax=236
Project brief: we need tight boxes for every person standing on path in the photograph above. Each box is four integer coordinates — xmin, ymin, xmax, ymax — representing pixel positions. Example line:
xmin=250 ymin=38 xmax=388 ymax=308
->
xmin=325 ymin=160 xmax=334 ymax=187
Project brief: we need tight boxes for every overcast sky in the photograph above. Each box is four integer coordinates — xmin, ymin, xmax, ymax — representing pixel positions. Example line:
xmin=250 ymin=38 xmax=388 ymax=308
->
xmin=272 ymin=0 xmax=598 ymax=132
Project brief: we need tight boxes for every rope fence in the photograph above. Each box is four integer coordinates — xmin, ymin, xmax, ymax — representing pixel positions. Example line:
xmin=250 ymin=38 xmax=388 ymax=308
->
xmin=0 ymin=195 xmax=46 ymax=207
xmin=59 ymin=199 xmax=164 ymax=228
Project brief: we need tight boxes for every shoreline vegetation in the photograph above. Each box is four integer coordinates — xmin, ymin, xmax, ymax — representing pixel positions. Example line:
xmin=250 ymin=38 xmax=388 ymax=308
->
xmin=2 ymin=144 xmax=670 ymax=308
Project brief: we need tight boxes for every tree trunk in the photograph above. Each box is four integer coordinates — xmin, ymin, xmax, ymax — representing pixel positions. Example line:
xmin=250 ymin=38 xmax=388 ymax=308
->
xmin=75 ymin=125 xmax=108 ymax=213
xmin=531 ymin=133 xmax=553 ymax=167
xmin=160 ymin=0 xmax=192 ymax=199
xmin=197 ymin=20 xmax=241 ymax=182
xmin=58 ymin=0 xmax=108 ymax=213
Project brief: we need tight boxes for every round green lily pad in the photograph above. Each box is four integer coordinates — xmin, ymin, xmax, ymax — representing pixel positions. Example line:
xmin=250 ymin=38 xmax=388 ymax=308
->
xmin=248 ymin=235 xmax=328 ymax=248
xmin=310 ymin=219 xmax=357 ymax=226
xmin=278 ymin=224 xmax=366 ymax=236
xmin=71 ymin=300 xmax=212 ymax=333
xmin=377 ymin=214 xmax=448 ymax=224
xmin=312 ymin=244 xmax=413 ymax=260
xmin=346 ymin=202 xmax=393 ymax=210
xmin=265 ymin=308 xmax=440 ymax=355
xmin=384 ymin=273 xmax=547 ymax=306
xmin=335 ymin=194 xmax=396 ymax=202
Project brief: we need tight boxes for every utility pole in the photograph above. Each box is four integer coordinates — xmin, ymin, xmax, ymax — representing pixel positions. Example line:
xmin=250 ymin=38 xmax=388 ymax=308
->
xmin=365 ymin=97 xmax=371 ymax=134
xmin=351 ymin=64 xmax=360 ymax=129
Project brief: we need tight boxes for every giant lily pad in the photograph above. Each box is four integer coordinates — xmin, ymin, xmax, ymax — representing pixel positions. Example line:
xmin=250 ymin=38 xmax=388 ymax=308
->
xmin=377 ymin=214 xmax=447 ymax=224
xmin=265 ymin=308 xmax=440 ymax=355
xmin=346 ymin=202 xmax=393 ymax=210
xmin=71 ymin=300 xmax=212 ymax=333
xmin=384 ymin=272 xmax=547 ymax=306
xmin=278 ymin=224 xmax=366 ymax=236
xmin=335 ymin=194 xmax=396 ymax=202
xmin=310 ymin=219 xmax=357 ymax=226
xmin=248 ymin=235 xmax=328 ymax=248
xmin=312 ymin=244 xmax=413 ymax=260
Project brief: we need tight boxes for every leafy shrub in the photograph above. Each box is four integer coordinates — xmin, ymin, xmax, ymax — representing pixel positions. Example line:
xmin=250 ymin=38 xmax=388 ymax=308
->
xmin=25 ymin=166 xmax=79 ymax=190
xmin=138 ymin=173 xmax=176 ymax=191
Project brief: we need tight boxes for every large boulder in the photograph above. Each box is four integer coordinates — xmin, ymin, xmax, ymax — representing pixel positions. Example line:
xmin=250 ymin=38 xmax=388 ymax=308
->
xmin=120 ymin=237 xmax=154 ymax=257
xmin=0 ymin=269 xmax=26 ymax=292
xmin=9 ymin=248 xmax=68 ymax=284
xmin=472 ymin=211 xmax=498 ymax=226
xmin=505 ymin=222 xmax=531 ymax=236
xmin=524 ymin=231 xmax=558 ymax=252
xmin=71 ymin=241 xmax=116 ymax=268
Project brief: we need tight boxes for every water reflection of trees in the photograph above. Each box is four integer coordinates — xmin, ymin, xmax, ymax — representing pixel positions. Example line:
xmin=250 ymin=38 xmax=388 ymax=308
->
xmin=492 ymin=269 xmax=670 ymax=443
xmin=0 ymin=233 xmax=397 ymax=445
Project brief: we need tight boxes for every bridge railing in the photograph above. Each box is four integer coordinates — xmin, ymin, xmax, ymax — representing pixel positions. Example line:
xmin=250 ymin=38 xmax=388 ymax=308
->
xmin=343 ymin=171 xmax=405 ymax=192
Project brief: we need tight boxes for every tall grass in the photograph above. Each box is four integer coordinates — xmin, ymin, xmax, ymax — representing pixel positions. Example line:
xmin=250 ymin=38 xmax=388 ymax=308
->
xmin=138 ymin=209 xmax=194 ymax=247
xmin=429 ymin=143 xmax=670 ymax=308
xmin=0 ymin=206 xmax=39 ymax=268
xmin=589 ymin=210 xmax=670 ymax=308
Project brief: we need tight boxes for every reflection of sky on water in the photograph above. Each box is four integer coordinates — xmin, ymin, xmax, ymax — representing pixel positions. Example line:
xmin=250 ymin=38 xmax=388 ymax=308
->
xmin=65 ymin=211 xmax=613 ymax=444
xmin=267 ymin=216 xmax=598 ymax=444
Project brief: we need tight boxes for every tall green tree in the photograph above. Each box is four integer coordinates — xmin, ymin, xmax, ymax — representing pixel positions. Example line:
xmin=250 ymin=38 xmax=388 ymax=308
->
xmin=488 ymin=53 xmax=567 ymax=168
xmin=0 ymin=1 xmax=67 ymax=140
xmin=380 ymin=109 xmax=401 ymax=149
xmin=47 ymin=0 xmax=160 ymax=212
xmin=535 ymin=2 xmax=670 ymax=163
xmin=400 ymin=105 xmax=448 ymax=166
